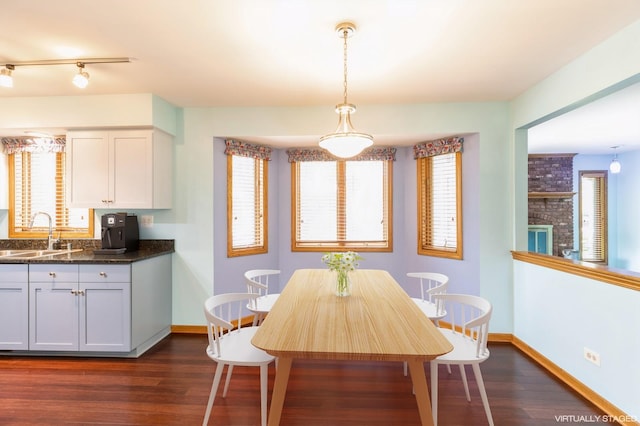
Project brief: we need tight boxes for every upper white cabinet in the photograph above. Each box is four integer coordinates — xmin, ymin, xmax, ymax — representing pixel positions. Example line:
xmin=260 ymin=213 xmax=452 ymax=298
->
xmin=66 ymin=129 xmax=173 ymax=209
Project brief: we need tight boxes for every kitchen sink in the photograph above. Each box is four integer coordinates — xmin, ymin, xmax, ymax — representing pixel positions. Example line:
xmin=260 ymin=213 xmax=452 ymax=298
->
xmin=0 ymin=248 xmax=83 ymax=259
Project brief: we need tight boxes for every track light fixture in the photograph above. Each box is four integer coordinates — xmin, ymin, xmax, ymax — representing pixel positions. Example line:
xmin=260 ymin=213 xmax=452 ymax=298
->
xmin=0 ymin=57 xmax=130 ymax=89
xmin=0 ymin=64 xmax=14 ymax=88
xmin=72 ymin=62 xmax=90 ymax=88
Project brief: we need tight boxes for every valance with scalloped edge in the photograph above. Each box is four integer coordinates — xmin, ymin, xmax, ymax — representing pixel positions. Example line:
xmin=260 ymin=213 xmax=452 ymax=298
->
xmin=413 ymin=137 xmax=463 ymax=159
xmin=224 ymin=139 xmax=272 ymax=160
xmin=286 ymin=147 xmax=396 ymax=162
xmin=1 ymin=136 xmax=66 ymax=154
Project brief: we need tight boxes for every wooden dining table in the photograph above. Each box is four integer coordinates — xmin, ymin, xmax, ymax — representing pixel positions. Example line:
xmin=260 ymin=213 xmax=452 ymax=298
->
xmin=251 ymin=268 xmax=453 ymax=426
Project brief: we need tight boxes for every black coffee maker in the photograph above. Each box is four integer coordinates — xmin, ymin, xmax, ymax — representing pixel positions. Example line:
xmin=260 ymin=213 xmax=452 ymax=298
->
xmin=97 ymin=213 xmax=140 ymax=254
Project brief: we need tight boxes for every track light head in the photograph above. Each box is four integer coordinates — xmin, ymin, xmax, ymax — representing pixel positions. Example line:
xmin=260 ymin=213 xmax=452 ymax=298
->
xmin=0 ymin=64 xmax=14 ymax=88
xmin=72 ymin=62 xmax=90 ymax=88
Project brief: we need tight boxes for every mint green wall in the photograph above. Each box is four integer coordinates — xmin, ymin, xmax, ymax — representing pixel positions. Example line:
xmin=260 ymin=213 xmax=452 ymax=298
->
xmin=510 ymin=20 xmax=640 ymax=418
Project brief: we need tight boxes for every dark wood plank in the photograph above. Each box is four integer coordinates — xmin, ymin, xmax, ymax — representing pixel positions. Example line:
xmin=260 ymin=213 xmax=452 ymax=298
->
xmin=0 ymin=335 xmax=608 ymax=425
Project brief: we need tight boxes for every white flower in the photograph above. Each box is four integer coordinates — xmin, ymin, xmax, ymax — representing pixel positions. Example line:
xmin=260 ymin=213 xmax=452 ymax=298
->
xmin=321 ymin=251 xmax=363 ymax=272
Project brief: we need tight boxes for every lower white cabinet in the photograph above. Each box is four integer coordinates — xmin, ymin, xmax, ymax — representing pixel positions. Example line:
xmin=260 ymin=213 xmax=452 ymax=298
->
xmin=29 ymin=264 xmax=131 ymax=352
xmin=0 ymin=264 xmax=29 ymax=350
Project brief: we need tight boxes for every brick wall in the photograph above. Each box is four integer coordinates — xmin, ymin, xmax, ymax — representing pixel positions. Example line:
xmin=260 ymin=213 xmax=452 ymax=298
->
xmin=528 ymin=154 xmax=575 ymax=256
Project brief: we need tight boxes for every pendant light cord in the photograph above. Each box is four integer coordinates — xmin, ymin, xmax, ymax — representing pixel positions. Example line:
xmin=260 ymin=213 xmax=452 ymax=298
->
xmin=342 ymin=27 xmax=349 ymax=105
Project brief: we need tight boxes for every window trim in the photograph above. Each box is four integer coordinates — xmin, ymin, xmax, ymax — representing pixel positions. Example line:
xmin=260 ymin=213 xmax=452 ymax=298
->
xmin=226 ymin=153 xmax=268 ymax=257
xmin=417 ymin=151 xmax=463 ymax=259
xmin=290 ymin=159 xmax=393 ymax=252
xmin=8 ymin=151 xmax=94 ymax=239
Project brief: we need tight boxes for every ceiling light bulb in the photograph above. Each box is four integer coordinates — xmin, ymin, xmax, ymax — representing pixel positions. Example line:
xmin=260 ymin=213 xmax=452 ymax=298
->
xmin=0 ymin=65 xmax=14 ymax=88
xmin=72 ymin=63 xmax=89 ymax=88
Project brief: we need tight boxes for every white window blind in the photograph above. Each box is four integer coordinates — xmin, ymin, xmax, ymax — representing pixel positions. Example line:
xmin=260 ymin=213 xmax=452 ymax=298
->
xmin=580 ymin=171 xmax=606 ymax=263
xmin=228 ymin=155 xmax=267 ymax=256
xmin=11 ymin=152 xmax=91 ymax=235
xmin=294 ymin=160 xmax=391 ymax=251
xmin=418 ymin=152 xmax=462 ymax=258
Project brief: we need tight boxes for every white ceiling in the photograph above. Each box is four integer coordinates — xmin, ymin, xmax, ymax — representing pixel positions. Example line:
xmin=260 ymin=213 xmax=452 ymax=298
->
xmin=1 ymin=0 xmax=640 ymax=151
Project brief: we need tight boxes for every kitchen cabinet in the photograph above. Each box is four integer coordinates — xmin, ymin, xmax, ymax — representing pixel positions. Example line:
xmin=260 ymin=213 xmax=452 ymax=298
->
xmin=66 ymin=129 xmax=173 ymax=209
xmin=0 ymin=264 xmax=29 ymax=350
xmin=29 ymin=264 xmax=131 ymax=352
xmin=20 ymin=254 xmax=171 ymax=356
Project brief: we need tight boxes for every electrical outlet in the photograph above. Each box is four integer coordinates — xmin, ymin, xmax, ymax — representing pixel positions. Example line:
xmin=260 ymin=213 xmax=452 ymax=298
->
xmin=141 ymin=215 xmax=154 ymax=228
xmin=584 ymin=347 xmax=601 ymax=366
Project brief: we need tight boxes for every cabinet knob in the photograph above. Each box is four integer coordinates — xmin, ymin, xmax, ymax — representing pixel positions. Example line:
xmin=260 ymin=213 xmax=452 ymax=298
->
xmin=78 ymin=290 xmax=85 ymax=296
xmin=99 ymin=272 xmax=107 ymax=277
xmin=49 ymin=272 xmax=56 ymax=278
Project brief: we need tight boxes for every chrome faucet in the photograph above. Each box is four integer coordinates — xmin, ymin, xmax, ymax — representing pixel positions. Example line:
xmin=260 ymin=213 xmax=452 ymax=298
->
xmin=29 ymin=211 xmax=59 ymax=250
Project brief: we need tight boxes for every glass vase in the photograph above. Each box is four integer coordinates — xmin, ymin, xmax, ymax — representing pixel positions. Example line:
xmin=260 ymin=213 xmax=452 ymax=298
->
xmin=335 ymin=270 xmax=352 ymax=297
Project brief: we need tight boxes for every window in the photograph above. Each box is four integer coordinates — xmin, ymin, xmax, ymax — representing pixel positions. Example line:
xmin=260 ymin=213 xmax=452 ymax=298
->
xmin=292 ymin=159 xmax=392 ymax=252
xmin=417 ymin=151 xmax=462 ymax=259
xmin=227 ymin=154 xmax=268 ymax=257
xmin=579 ymin=171 xmax=607 ymax=263
xmin=9 ymin=151 xmax=93 ymax=238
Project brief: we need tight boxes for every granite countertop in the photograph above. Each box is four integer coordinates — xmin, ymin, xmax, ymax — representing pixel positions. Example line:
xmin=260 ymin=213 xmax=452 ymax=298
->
xmin=0 ymin=239 xmax=174 ymax=264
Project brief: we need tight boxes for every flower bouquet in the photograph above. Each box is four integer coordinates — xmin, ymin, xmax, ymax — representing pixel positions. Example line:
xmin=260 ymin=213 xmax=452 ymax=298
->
xmin=321 ymin=251 xmax=363 ymax=296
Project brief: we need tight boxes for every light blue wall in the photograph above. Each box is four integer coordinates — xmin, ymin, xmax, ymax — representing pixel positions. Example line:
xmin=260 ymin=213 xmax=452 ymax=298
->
xmin=511 ymin=20 xmax=640 ymax=419
xmin=615 ymin=150 xmax=640 ymax=271
xmin=514 ymin=261 xmax=640 ymax=419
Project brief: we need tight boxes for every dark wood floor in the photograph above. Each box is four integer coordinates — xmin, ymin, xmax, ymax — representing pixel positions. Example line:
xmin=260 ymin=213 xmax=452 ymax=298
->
xmin=0 ymin=334 xmax=609 ymax=425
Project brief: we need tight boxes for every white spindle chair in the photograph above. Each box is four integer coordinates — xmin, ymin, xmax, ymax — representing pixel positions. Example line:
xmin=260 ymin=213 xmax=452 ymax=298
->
xmin=244 ymin=269 xmax=281 ymax=325
xmin=202 ymin=293 xmax=275 ymax=426
xmin=430 ymin=293 xmax=494 ymax=426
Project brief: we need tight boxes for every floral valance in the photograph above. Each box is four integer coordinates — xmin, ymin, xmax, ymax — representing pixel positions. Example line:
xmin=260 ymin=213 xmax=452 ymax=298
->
xmin=413 ymin=137 xmax=463 ymax=159
xmin=1 ymin=136 xmax=66 ymax=155
xmin=224 ymin=139 xmax=272 ymax=160
xmin=287 ymin=147 xmax=396 ymax=163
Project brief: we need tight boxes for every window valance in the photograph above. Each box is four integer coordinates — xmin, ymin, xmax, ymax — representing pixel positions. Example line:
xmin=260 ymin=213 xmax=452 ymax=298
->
xmin=413 ymin=137 xmax=463 ymax=159
xmin=224 ymin=139 xmax=272 ymax=161
xmin=1 ymin=136 xmax=66 ymax=155
xmin=287 ymin=147 xmax=396 ymax=163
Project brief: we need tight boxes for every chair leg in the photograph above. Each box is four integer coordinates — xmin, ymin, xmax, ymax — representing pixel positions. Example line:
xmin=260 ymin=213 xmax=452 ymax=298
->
xmin=459 ymin=364 xmax=471 ymax=401
xmin=203 ymin=362 xmax=225 ymax=425
xmin=430 ymin=362 xmax=439 ymax=426
xmin=222 ymin=365 xmax=234 ymax=397
xmin=403 ymin=361 xmax=408 ymax=376
xmin=472 ymin=364 xmax=494 ymax=426
xmin=259 ymin=363 xmax=269 ymax=426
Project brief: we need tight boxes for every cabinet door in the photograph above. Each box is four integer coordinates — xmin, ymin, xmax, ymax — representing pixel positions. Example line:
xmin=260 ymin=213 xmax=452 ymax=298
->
xmin=66 ymin=131 xmax=110 ymax=207
xmin=79 ymin=265 xmax=131 ymax=352
xmin=29 ymin=281 xmax=79 ymax=351
xmin=111 ymin=131 xmax=153 ymax=208
xmin=0 ymin=265 xmax=29 ymax=350
xmin=80 ymin=281 xmax=131 ymax=352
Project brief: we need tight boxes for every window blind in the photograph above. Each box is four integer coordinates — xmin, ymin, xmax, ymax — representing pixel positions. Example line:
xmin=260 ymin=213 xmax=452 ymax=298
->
xmin=418 ymin=152 xmax=461 ymax=258
xmin=228 ymin=155 xmax=267 ymax=255
xmin=12 ymin=152 xmax=90 ymax=234
xmin=294 ymin=160 xmax=391 ymax=251
xmin=580 ymin=172 xmax=606 ymax=262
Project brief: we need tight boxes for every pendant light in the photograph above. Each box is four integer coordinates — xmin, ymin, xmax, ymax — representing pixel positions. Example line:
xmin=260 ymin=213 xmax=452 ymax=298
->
xmin=319 ymin=22 xmax=373 ymax=158
xmin=609 ymin=145 xmax=621 ymax=174
xmin=0 ymin=65 xmax=14 ymax=88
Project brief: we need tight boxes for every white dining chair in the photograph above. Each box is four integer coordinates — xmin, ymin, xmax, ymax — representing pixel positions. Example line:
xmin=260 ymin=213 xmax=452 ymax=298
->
xmin=407 ymin=272 xmax=449 ymax=321
xmin=403 ymin=272 xmax=449 ymax=376
xmin=430 ymin=293 xmax=494 ymax=426
xmin=202 ymin=293 xmax=276 ymax=426
xmin=244 ymin=269 xmax=281 ymax=325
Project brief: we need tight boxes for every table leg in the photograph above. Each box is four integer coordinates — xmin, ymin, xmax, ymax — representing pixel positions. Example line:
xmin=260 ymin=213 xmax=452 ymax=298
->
xmin=407 ymin=359 xmax=435 ymax=426
xmin=267 ymin=356 xmax=293 ymax=426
